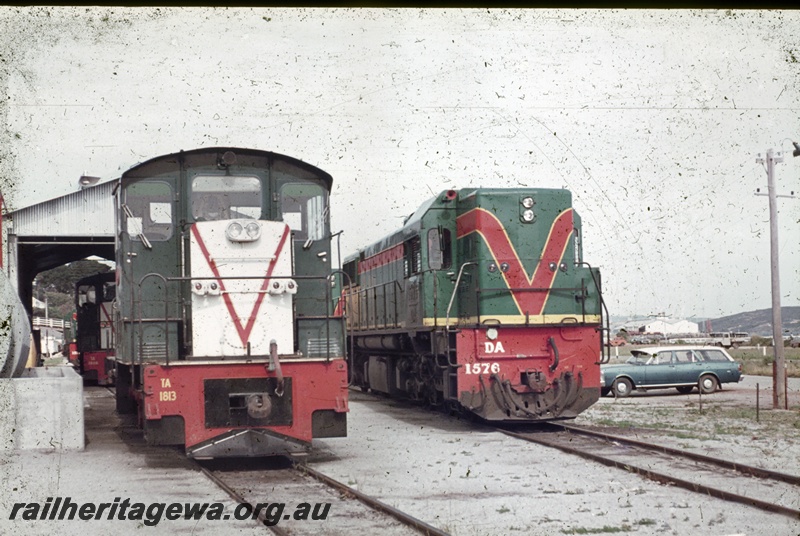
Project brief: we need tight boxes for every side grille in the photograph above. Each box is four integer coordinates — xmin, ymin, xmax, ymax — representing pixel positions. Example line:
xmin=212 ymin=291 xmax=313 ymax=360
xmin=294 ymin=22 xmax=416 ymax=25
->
xmin=306 ymin=338 xmax=342 ymax=358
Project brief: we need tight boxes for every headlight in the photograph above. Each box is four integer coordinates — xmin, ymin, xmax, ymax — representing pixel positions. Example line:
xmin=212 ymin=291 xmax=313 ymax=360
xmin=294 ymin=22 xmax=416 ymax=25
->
xmin=245 ymin=221 xmax=261 ymax=240
xmin=521 ymin=209 xmax=535 ymax=222
xmin=521 ymin=196 xmax=534 ymax=208
xmin=226 ymin=222 xmax=243 ymax=240
xmin=226 ymin=220 xmax=260 ymax=242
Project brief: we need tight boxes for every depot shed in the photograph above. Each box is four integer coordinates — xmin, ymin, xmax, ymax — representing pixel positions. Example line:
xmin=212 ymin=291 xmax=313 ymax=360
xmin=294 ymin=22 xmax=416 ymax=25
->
xmin=2 ymin=180 xmax=117 ymax=317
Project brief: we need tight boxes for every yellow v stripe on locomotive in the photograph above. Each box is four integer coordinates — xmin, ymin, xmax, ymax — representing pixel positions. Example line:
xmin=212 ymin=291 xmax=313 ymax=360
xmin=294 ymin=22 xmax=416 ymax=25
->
xmin=456 ymin=207 xmax=574 ymax=316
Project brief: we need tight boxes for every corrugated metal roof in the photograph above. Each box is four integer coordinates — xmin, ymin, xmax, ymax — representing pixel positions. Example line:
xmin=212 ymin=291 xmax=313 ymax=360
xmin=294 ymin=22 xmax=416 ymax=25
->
xmin=8 ymin=180 xmax=117 ymax=237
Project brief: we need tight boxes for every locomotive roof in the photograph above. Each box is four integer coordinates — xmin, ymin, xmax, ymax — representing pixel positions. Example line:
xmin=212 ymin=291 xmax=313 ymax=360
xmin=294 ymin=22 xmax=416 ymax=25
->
xmin=343 ymin=191 xmax=446 ymax=264
xmin=344 ymin=187 xmax=572 ymax=263
xmin=121 ymin=147 xmax=334 ymax=191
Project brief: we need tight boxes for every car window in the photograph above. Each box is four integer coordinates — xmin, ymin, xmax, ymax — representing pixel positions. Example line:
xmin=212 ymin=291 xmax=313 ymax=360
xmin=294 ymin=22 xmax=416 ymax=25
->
xmin=696 ymin=349 xmax=731 ymax=362
xmin=675 ymin=350 xmax=695 ymax=363
xmin=654 ymin=351 xmax=673 ymax=365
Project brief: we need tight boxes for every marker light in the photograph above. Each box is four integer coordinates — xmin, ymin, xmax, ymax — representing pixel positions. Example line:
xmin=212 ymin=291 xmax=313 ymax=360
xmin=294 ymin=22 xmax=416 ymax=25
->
xmin=522 ymin=209 xmax=535 ymax=222
xmin=192 ymin=282 xmax=206 ymax=295
xmin=285 ymin=279 xmax=298 ymax=295
xmin=207 ymin=281 xmax=221 ymax=295
xmin=521 ymin=197 xmax=534 ymax=208
xmin=268 ymin=280 xmax=287 ymax=295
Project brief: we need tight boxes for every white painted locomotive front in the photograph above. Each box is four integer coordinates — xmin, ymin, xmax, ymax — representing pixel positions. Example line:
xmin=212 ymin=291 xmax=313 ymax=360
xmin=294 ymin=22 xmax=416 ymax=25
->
xmin=190 ymin=220 xmax=295 ymax=357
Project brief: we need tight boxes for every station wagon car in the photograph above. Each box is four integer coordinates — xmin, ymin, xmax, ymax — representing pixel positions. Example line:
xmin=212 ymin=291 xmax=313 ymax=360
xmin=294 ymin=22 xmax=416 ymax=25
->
xmin=600 ymin=346 xmax=743 ymax=397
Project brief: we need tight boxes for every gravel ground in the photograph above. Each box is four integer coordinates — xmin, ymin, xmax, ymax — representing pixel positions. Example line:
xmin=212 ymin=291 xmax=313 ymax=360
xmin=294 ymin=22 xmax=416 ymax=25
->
xmin=306 ymin=376 xmax=800 ymax=536
xmin=574 ymin=374 xmax=800 ymax=479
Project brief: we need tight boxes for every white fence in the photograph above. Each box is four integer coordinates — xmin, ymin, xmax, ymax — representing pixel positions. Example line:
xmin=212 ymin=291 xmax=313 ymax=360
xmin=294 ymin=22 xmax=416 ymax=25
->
xmin=32 ymin=317 xmax=66 ymax=330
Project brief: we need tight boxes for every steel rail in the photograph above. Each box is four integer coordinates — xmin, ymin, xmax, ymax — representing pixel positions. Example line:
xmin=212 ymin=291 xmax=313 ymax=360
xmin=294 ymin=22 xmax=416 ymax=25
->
xmin=294 ymin=462 xmax=451 ymax=536
xmin=556 ymin=422 xmax=800 ymax=486
xmin=194 ymin=463 xmax=290 ymax=536
xmin=500 ymin=427 xmax=800 ymax=520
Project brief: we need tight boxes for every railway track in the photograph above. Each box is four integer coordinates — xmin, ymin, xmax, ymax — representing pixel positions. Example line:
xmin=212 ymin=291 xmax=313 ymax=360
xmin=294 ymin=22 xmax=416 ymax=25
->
xmin=501 ymin=422 xmax=800 ymax=520
xmin=195 ymin=457 xmax=450 ymax=536
xmin=102 ymin=387 xmax=447 ymax=534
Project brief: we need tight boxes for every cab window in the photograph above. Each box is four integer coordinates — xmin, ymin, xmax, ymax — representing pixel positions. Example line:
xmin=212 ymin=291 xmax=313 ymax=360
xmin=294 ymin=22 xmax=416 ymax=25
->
xmin=76 ymin=285 xmax=96 ymax=307
xmin=427 ymin=228 xmax=452 ymax=270
xmin=191 ymin=175 xmax=262 ymax=221
xmin=279 ymin=182 xmax=327 ymax=241
xmin=124 ymin=180 xmax=173 ymax=241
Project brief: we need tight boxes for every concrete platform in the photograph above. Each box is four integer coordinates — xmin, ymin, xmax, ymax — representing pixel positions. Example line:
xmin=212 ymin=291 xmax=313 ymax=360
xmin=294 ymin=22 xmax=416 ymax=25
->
xmin=0 ymin=386 xmax=265 ymax=535
xmin=0 ymin=367 xmax=84 ymax=452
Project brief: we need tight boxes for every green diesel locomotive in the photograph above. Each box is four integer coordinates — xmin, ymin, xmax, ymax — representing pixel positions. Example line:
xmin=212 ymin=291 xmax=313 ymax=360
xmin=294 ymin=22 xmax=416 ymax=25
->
xmin=113 ymin=148 xmax=348 ymax=457
xmin=341 ymin=188 xmax=607 ymax=421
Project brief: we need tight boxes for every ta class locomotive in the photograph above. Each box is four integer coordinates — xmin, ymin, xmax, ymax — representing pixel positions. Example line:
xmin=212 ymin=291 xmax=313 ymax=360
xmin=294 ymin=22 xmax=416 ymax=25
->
xmin=74 ymin=271 xmax=116 ymax=385
xmin=341 ymin=188 xmax=608 ymax=421
xmin=113 ymin=147 xmax=348 ymax=457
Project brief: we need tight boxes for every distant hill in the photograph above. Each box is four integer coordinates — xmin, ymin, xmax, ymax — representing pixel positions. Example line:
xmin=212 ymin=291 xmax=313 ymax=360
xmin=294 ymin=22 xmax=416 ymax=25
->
xmin=707 ymin=307 xmax=800 ymax=337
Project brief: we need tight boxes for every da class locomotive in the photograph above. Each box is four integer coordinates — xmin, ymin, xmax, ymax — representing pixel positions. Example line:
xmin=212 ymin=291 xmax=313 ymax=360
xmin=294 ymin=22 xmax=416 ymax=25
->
xmin=74 ymin=271 xmax=116 ymax=385
xmin=341 ymin=188 xmax=608 ymax=421
xmin=112 ymin=148 xmax=348 ymax=457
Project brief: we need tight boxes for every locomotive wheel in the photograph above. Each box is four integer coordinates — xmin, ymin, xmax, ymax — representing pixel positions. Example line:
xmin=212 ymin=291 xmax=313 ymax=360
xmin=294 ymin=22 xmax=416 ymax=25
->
xmin=600 ymin=388 xmax=611 ymax=397
xmin=611 ymin=377 xmax=632 ymax=398
xmin=698 ymin=374 xmax=718 ymax=395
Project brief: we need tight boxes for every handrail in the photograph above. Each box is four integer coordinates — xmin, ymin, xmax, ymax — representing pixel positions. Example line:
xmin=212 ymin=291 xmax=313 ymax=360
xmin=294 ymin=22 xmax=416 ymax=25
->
xmin=441 ymin=262 xmax=476 ymax=369
xmin=329 ymin=268 xmax=353 ymax=364
xmin=576 ymin=261 xmax=610 ymax=364
xmin=132 ymin=271 xmax=346 ymax=364
xmin=445 ymin=262 xmax=476 ymax=330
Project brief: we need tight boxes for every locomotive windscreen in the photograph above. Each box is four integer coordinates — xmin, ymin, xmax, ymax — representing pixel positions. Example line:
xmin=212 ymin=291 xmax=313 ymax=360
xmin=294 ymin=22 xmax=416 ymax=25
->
xmin=191 ymin=175 xmax=262 ymax=221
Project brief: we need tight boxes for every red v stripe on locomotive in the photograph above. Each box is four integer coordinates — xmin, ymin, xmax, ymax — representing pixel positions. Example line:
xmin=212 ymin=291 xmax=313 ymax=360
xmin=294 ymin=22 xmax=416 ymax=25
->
xmin=190 ymin=224 xmax=290 ymax=348
xmin=456 ymin=208 xmax=574 ymax=316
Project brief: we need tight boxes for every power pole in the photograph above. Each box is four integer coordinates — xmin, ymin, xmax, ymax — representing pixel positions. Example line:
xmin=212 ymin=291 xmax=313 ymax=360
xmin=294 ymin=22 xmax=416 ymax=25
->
xmin=755 ymin=147 xmax=794 ymax=409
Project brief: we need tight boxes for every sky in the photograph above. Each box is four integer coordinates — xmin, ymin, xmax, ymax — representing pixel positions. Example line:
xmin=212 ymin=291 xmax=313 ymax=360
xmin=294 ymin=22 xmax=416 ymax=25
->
xmin=0 ymin=7 xmax=798 ymax=320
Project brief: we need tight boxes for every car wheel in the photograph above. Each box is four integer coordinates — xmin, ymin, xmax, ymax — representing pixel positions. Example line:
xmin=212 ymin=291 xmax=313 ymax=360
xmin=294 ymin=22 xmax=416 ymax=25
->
xmin=612 ymin=377 xmax=632 ymax=398
xmin=698 ymin=374 xmax=718 ymax=394
xmin=676 ymin=386 xmax=694 ymax=394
